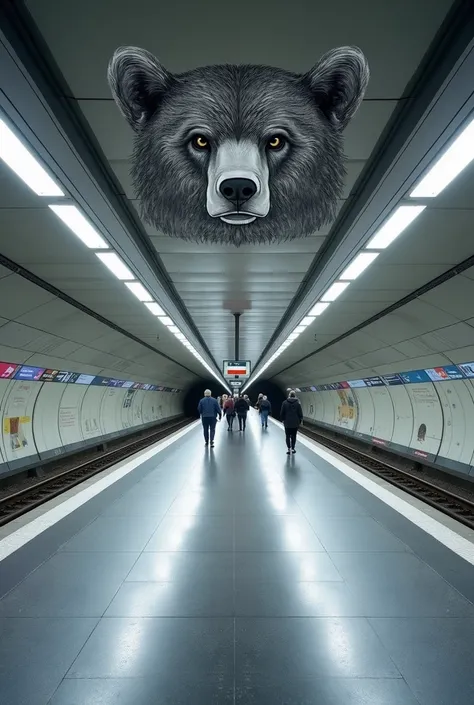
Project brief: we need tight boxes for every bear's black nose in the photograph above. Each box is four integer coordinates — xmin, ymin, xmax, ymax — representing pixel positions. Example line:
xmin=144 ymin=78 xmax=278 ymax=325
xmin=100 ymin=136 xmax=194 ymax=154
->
xmin=219 ymin=178 xmax=258 ymax=207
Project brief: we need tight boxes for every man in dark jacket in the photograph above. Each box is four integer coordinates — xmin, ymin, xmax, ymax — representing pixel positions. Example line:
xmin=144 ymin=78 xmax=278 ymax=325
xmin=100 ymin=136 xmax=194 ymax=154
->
xmin=259 ymin=396 xmax=271 ymax=429
xmin=234 ymin=395 xmax=250 ymax=432
xmin=197 ymin=389 xmax=221 ymax=447
xmin=280 ymin=391 xmax=303 ymax=454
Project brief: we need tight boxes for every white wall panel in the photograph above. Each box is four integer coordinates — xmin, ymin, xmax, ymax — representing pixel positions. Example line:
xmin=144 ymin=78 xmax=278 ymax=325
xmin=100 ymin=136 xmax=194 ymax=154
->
xmin=80 ymin=386 xmax=105 ymax=440
xmin=58 ymin=384 xmax=88 ymax=447
xmin=131 ymin=390 xmax=146 ymax=427
xmin=370 ymin=386 xmax=395 ymax=441
xmin=321 ymin=391 xmax=337 ymax=426
xmin=388 ymin=386 xmax=414 ymax=448
xmin=436 ymin=381 xmax=474 ymax=464
xmin=100 ymin=387 xmax=126 ymax=435
xmin=0 ymin=379 xmax=12 ymax=464
xmin=353 ymin=389 xmax=375 ymax=436
xmin=33 ymin=382 xmax=64 ymax=454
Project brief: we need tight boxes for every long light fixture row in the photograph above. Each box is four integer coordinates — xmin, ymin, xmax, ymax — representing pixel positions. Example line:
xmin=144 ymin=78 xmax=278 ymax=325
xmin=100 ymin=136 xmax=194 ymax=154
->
xmin=243 ymin=114 xmax=474 ymax=393
xmin=0 ymin=117 xmax=228 ymax=389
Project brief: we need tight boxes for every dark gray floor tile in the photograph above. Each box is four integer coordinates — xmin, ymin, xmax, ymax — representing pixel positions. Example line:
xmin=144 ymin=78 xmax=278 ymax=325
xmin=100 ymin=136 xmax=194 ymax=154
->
xmin=0 ymin=552 xmax=138 ymax=617
xmin=235 ymin=617 xmax=401 ymax=679
xmin=300 ymin=495 xmax=369 ymax=517
xmin=168 ymin=490 xmax=235 ymax=515
xmin=105 ymin=579 xmax=234 ymax=616
xmin=0 ymin=617 xmax=97 ymax=705
xmin=235 ymin=677 xmax=419 ymax=704
xmin=67 ymin=617 xmax=234 ymax=678
xmin=59 ymin=516 xmax=161 ymax=552
xmin=102 ymin=493 xmax=174 ymax=517
xmin=127 ymin=552 xmax=234 ymax=582
xmin=370 ymin=618 xmax=474 ymax=705
xmin=330 ymin=552 xmax=474 ymax=617
xmin=235 ymin=516 xmax=324 ymax=552
xmin=309 ymin=516 xmax=409 ymax=552
xmin=145 ymin=516 xmax=234 ymax=552
xmin=235 ymin=581 xmax=365 ymax=616
xmin=49 ymin=676 xmax=234 ymax=704
xmin=235 ymin=552 xmax=342 ymax=583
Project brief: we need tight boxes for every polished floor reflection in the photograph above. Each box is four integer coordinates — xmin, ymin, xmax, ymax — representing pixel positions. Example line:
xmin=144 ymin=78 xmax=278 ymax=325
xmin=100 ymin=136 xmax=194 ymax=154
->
xmin=1 ymin=412 xmax=474 ymax=704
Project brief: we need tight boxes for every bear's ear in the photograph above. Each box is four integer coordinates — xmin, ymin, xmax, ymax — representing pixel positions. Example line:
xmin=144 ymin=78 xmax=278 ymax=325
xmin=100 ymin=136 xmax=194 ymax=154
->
xmin=107 ymin=46 xmax=173 ymax=130
xmin=304 ymin=47 xmax=369 ymax=129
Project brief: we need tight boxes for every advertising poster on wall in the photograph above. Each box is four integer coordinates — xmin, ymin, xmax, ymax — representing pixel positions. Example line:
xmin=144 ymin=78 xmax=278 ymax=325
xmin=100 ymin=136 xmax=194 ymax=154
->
xmin=425 ymin=366 xmax=464 ymax=382
xmin=14 ymin=366 xmax=45 ymax=381
xmin=75 ymin=374 xmax=96 ymax=385
xmin=0 ymin=362 xmax=20 ymax=379
xmin=54 ymin=371 xmax=80 ymax=384
xmin=40 ymin=369 xmax=59 ymax=382
xmin=3 ymin=416 xmax=30 ymax=450
xmin=336 ymin=389 xmax=357 ymax=428
xmin=123 ymin=389 xmax=135 ymax=409
xmin=399 ymin=370 xmax=431 ymax=384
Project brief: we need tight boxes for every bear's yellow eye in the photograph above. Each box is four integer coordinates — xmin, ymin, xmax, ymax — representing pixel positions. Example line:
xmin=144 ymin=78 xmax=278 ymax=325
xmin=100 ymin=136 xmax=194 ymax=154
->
xmin=268 ymin=135 xmax=285 ymax=150
xmin=192 ymin=135 xmax=209 ymax=150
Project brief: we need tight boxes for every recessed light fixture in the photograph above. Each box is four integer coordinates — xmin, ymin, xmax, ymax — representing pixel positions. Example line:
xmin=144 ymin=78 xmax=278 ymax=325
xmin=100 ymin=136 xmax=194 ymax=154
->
xmin=159 ymin=316 xmax=174 ymax=326
xmin=309 ymin=302 xmax=330 ymax=316
xmin=339 ymin=252 xmax=379 ymax=280
xmin=145 ymin=302 xmax=166 ymax=316
xmin=126 ymin=282 xmax=153 ymax=302
xmin=96 ymin=252 xmax=134 ymax=280
xmin=49 ymin=205 xmax=108 ymax=249
xmin=366 ymin=205 xmax=425 ymax=249
xmin=410 ymin=118 xmax=474 ymax=198
xmin=300 ymin=316 xmax=316 ymax=327
xmin=0 ymin=118 xmax=64 ymax=196
xmin=321 ymin=281 xmax=350 ymax=302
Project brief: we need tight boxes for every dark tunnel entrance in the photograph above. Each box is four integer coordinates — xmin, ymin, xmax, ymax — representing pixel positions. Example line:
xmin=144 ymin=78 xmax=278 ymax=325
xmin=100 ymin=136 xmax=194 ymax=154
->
xmin=183 ymin=379 xmax=228 ymax=418
xmin=247 ymin=379 xmax=285 ymax=412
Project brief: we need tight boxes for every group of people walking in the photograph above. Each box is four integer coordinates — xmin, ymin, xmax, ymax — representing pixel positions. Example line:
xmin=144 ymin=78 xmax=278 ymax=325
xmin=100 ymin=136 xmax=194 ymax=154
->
xmin=198 ymin=388 xmax=303 ymax=453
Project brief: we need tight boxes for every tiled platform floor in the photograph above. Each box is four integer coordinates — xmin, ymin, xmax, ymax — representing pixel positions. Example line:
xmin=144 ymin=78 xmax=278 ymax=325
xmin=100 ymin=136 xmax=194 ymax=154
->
xmin=1 ymin=412 xmax=474 ymax=704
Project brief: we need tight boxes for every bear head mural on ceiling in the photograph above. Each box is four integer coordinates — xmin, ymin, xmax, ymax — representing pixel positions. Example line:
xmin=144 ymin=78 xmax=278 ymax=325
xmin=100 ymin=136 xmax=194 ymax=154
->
xmin=108 ymin=46 xmax=369 ymax=245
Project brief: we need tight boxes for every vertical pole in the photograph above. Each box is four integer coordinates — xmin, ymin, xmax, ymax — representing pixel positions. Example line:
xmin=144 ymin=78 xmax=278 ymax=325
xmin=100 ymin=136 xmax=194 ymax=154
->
xmin=234 ymin=313 xmax=240 ymax=360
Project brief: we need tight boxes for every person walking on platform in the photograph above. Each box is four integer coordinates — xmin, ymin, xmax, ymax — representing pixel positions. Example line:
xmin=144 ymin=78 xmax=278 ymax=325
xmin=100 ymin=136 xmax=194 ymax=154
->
xmin=259 ymin=395 xmax=271 ymax=429
xmin=198 ymin=389 xmax=221 ymax=447
xmin=223 ymin=395 xmax=236 ymax=431
xmin=235 ymin=394 xmax=250 ymax=431
xmin=280 ymin=390 xmax=303 ymax=454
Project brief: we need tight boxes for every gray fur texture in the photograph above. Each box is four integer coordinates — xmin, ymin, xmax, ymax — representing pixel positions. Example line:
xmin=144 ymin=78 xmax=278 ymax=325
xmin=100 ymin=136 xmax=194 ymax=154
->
xmin=108 ymin=46 xmax=369 ymax=245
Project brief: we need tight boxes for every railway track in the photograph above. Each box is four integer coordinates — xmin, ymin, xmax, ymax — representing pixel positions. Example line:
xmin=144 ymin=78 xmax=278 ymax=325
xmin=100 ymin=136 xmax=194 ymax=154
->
xmin=0 ymin=417 xmax=193 ymax=527
xmin=300 ymin=424 xmax=474 ymax=531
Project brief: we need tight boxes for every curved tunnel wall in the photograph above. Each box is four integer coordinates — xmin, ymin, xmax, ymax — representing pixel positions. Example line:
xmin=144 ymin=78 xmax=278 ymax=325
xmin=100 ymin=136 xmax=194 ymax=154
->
xmin=0 ymin=376 xmax=182 ymax=478
xmin=297 ymin=376 xmax=474 ymax=480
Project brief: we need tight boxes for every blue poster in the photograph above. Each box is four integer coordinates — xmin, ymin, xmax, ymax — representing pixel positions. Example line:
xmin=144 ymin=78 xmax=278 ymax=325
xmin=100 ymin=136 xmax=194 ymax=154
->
xmin=399 ymin=369 xmax=430 ymax=384
xmin=14 ymin=365 xmax=45 ymax=381
xmin=457 ymin=362 xmax=474 ymax=378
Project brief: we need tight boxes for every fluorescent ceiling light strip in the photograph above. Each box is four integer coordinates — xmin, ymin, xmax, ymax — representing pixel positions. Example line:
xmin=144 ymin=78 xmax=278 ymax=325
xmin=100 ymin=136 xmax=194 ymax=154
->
xmin=96 ymin=252 xmax=134 ymax=280
xmin=366 ymin=205 xmax=426 ymax=250
xmin=159 ymin=316 xmax=174 ymax=326
xmin=321 ymin=281 xmax=350 ymax=302
xmin=49 ymin=205 xmax=108 ymax=249
xmin=145 ymin=302 xmax=166 ymax=316
xmin=300 ymin=316 xmax=315 ymax=326
xmin=410 ymin=118 xmax=474 ymax=198
xmin=0 ymin=119 xmax=64 ymax=197
xmin=125 ymin=281 xmax=153 ymax=302
xmin=309 ymin=302 xmax=330 ymax=316
xmin=340 ymin=251 xmax=379 ymax=280
xmin=168 ymin=326 xmax=180 ymax=334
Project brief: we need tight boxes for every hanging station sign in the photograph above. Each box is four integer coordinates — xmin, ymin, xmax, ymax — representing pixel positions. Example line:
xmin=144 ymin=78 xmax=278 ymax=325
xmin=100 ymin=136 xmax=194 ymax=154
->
xmin=223 ymin=360 xmax=251 ymax=379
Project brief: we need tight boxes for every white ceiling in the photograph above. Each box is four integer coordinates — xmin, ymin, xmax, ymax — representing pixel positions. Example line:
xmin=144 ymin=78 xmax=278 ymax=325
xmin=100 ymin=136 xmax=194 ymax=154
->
xmin=0 ymin=0 xmax=468 ymax=390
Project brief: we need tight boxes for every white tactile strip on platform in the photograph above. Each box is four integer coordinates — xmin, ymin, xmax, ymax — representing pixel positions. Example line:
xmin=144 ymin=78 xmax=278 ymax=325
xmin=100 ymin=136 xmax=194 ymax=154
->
xmin=269 ymin=417 xmax=474 ymax=566
xmin=0 ymin=420 xmax=200 ymax=563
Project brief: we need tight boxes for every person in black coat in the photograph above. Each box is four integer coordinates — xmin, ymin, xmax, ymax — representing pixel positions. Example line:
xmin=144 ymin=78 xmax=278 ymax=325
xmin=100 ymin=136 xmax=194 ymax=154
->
xmin=234 ymin=395 xmax=250 ymax=431
xmin=280 ymin=391 xmax=303 ymax=454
